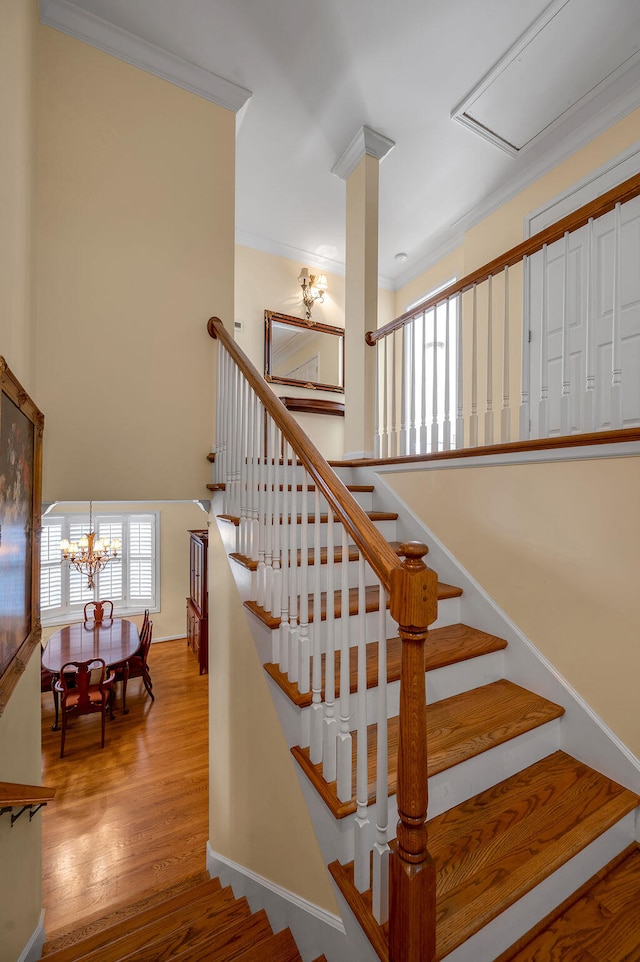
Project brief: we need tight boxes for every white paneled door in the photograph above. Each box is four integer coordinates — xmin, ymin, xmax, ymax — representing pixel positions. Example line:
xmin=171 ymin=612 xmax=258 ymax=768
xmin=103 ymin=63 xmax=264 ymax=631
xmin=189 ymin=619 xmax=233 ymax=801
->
xmin=528 ymin=194 xmax=640 ymax=438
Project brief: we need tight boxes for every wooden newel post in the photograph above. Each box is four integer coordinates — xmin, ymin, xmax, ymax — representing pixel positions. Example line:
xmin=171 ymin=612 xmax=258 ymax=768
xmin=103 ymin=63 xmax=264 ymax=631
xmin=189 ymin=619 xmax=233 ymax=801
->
xmin=388 ymin=541 xmax=438 ymax=962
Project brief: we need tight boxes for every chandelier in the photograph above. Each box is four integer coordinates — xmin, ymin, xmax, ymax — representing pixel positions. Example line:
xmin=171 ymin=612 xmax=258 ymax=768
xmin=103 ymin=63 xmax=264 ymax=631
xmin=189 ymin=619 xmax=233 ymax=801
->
xmin=60 ymin=502 xmax=121 ymax=589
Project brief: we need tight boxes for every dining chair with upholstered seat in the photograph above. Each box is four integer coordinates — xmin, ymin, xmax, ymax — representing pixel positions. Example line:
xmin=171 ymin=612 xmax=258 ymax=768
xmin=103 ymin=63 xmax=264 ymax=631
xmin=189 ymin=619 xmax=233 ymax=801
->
xmin=111 ymin=619 xmax=154 ymax=714
xmin=55 ymin=657 xmax=115 ymax=757
xmin=84 ymin=600 xmax=114 ymax=626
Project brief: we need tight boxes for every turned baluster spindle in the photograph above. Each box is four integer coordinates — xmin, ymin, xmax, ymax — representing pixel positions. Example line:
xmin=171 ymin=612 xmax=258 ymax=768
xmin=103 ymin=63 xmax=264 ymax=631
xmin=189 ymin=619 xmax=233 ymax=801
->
xmin=388 ymin=541 xmax=438 ymax=962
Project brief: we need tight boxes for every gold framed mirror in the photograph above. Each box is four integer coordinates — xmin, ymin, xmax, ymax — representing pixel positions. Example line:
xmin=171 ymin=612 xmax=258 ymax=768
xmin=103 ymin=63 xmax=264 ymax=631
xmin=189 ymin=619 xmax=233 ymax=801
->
xmin=264 ymin=310 xmax=344 ymax=393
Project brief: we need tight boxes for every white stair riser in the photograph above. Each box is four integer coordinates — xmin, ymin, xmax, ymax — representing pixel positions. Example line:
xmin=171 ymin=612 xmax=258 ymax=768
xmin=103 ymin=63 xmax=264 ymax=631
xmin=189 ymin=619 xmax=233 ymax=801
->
xmin=257 ymin=596 xmax=463 ymax=665
xmin=271 ymin=650 xmax=506 ymax=749
xmin=294 ymin=719 xmax=563 ymax=866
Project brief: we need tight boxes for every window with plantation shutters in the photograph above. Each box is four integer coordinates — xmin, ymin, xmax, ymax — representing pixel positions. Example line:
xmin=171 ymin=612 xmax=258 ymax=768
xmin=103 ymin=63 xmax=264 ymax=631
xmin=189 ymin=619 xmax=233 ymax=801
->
xmin=40 ymin=512 xmax=159 ymax=624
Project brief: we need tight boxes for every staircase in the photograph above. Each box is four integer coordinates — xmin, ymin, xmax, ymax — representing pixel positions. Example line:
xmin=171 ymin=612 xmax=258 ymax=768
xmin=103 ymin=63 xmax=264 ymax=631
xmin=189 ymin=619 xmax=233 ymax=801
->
xmin=207 ymin=314 xmax=640 ymax=962
xmin=40 ymin=874 xmax=325 ymax=962
xmin=223 ymin=470 xmax=640 ymax=961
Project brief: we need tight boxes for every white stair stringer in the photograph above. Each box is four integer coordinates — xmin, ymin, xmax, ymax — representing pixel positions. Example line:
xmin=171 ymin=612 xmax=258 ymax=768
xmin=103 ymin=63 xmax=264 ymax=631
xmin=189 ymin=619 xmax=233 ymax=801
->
xmin=345 ymin=462 xmax=640 ymax=799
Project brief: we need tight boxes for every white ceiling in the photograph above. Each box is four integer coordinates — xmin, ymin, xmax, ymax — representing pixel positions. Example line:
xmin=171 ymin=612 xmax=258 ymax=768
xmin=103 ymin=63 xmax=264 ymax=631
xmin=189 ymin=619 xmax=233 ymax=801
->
xmin=42 ymin=0 xmax=640 ymax=289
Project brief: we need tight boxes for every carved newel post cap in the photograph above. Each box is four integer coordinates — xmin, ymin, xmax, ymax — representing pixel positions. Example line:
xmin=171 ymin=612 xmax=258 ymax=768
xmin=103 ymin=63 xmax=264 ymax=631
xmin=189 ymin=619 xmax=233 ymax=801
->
xmin=399 ymin=541 xmax=429 ymax=563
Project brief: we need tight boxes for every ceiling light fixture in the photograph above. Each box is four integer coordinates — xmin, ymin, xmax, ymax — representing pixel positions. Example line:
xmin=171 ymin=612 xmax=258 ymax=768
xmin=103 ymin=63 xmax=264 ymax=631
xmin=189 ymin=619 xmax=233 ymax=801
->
xmin=298 ymin=267 xmax=328 ymax=319
xmin=60 ymin=501 xmax=121 ymax=590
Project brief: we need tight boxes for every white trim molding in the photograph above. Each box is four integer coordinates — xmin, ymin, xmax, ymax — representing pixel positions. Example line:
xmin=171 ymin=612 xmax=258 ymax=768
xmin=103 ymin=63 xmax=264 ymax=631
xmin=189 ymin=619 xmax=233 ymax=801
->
xmin=39 ymin=0 xmax=252 ymax=113
xmin=331 ymin=126 xmax=395 ymax=181
xmin=206 ymin=844 xmax=348 ymax=962
xmin=18 ymin=910 xmax=46 ymax=962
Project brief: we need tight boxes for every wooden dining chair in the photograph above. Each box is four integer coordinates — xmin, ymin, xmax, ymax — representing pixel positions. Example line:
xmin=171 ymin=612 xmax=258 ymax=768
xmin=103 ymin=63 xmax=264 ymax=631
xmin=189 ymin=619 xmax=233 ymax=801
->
xmin=83 ymin=600 xmax=114 ymax=626
xmin=112 ymin=620 xmax=154 ymax=714
xmin=55 ymin=658 xmax=115 ymax=758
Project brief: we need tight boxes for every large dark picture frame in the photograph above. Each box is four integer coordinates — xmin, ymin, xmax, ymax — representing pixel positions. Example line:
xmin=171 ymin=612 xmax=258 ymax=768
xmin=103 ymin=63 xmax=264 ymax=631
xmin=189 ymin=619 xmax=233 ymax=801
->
xmin=0 ymin=358 xmax=44 ymax=715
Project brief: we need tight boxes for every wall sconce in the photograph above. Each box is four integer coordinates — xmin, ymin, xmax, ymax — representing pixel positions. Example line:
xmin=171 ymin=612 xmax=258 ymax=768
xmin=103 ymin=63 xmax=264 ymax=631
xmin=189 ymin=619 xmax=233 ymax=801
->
xmin=298 ymin=267 xmax=328 ymax=319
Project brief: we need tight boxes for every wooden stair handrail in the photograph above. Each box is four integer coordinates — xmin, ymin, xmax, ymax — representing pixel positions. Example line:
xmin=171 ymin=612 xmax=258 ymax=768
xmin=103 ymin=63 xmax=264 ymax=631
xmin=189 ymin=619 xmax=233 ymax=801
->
xmin=367 ymin=169 xmax=640 ymax=344
xmin=0 ymin=782 xmax=56 ymax=806
xmin=208 ymin=316 xmax=402 ymax=590
xmin=209 ymin=315 xmax=439 ymax=961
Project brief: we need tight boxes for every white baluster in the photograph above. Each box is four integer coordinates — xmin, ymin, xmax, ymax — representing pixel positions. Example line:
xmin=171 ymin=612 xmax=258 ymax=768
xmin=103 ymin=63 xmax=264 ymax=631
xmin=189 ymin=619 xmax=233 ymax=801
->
xmin=288 ymin=454 xmax=299 ymax=683
xmin=390 ymin=331 xmax=398 ymax=456
xmin=354 ymin=555 xmax=370 ymax=892
xmin=271 ymin=421 xmax=282 ymax=623
xmin=298 ymin=472 xmax=310 ymax=696
xmin=250 ymin=392 xmax=260 ymax=567
xmin=443 ymin=299 xmax=451 ymax=451
xmin=220 ymin=351 xmax=230 ymax=513
xmin=374 ymin=342 xmax=381 ymax=459
xmin=485 ymin=274 xmax=494 ymax=445
xmin=539 ymin=246 xmax=549 ymax=437
xmin=560 ymin=232 xmax=572 ymax=434
xmin=215 ymin=339 xmax=223 ymax=486
xmin=470 ymin=286 xmax=479 ymax=447
xmin=380 ymin=338 xmax=389 ymax=459
xmin=455 ymin=292 xmax=464 ymax=450
xmin=408 ymin=320 xmax=417 ymax=454
xmin=420 ymin=310 xmax=428 ymax=454
xmin=279 ymin=441 xmax=290 ymax=674
xmin=336 ymin=525 xmax=353 ymax=804
xmin=371 ymin=581 xmax=389 ymax=924
xmin=399 ymin=325 xmax=408 ymax=455
xmin=430 ymin=306 xmax=439 ymax=453
xmin=501 ymin=266 xmax=511 ymax=442
xmin=310 ymin=488 xmax=324 ymax=764
xmin=520 ymin=254 xmax=531 ymax=440
xmin=322 ymin=502 xmax=337 ymax=783
xmin=256 ymin=401 xmax=266 ymax=608
xmin=611 ymin=202 xmax=623 ymax=428
xmin=584 ymin=219 xmax=596 ymax=431
xmin=239 ymin=377 xmax=249 ymax=557
xmin=264 ymin=415 xmax=274 ymax=612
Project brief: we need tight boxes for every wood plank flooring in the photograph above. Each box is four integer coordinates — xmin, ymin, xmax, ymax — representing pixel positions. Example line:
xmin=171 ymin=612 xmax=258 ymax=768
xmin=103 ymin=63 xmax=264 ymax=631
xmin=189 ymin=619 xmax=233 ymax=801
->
xmin=40 ymin=638 xmax=209 ymax=940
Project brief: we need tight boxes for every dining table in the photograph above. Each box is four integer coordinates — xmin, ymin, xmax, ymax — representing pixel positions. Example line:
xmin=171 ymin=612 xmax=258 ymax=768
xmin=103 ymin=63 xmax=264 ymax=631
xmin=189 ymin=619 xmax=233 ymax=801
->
xmin=42 ymin=618 xmax=141 ymax=730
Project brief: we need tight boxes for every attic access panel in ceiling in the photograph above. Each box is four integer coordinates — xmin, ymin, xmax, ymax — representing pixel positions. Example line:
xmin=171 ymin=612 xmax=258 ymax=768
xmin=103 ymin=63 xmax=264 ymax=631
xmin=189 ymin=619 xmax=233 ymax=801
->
xmin=452 ymin=0 xmax=640 ymax=156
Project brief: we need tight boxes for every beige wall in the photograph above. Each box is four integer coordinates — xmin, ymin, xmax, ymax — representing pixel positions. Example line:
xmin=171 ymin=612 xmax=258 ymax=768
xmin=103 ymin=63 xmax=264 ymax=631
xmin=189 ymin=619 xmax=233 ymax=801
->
xmin=235 ymin=245 xmax=346 ymax=458
xmin=40 ymin=501 xmax=205 ymax=643
xmin=386 ymin=454 xmax=640 ymax=758
xmin=0 ymin=3 xmax=42 ymax=960
xmin=0 ymin=0 xmax=37 ymax=390
xmin=208 ymin=513 xmax=339 ymax=912
xmin=35 ymin=26 xmax=235 ymax=503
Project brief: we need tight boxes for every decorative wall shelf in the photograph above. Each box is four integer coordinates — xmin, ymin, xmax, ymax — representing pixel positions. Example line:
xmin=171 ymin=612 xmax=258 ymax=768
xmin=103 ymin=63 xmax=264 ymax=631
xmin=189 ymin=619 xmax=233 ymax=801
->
xmin=0 ymin=782 xmax=56 ymax=826
xmin=280 ymin=397 xmax=345 ymax=417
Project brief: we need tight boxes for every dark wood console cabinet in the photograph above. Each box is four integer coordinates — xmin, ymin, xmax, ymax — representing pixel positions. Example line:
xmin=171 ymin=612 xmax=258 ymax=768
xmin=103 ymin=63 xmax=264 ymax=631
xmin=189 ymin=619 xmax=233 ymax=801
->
xmin=186 ymin=529 xmax=208 ymax=674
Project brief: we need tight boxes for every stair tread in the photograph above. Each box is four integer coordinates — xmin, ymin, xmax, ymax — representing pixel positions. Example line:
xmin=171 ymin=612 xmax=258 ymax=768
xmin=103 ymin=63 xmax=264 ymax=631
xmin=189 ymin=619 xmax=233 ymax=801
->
xmin=231 ymin=927 xmax=302 ymax=962
xmin=141 ymin=908 xmax=275 ymax=962
xmin=41 ymin=877 xmax=223 ymax=961
xmin=265 ymin=623 xmax=507 ymax=707
xmin=329 ymin=752 xmax=640 ymax=960
xmin=497 ymin=843 xmax=640 ymax=961
xmin=48 ymin=889 xmax=250 ymax=962
xmin=292 ymin=679 xmax=565 ymax=818
xmin=245 ymin=580 xmax=462 ymax=629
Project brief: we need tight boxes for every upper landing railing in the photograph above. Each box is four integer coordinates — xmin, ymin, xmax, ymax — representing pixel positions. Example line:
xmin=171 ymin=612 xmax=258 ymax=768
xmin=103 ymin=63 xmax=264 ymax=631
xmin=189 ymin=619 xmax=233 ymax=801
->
xmin=367 ymin=171 xmax=640 ymax=459
xmin=208 ymin=315 xmax=438 ymax=962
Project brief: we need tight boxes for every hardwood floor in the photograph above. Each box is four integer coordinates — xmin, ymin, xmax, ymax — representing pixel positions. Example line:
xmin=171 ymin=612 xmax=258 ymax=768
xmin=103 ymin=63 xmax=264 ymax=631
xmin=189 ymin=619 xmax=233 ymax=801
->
xmin=41 ymin=638 xmax=209 ymax=939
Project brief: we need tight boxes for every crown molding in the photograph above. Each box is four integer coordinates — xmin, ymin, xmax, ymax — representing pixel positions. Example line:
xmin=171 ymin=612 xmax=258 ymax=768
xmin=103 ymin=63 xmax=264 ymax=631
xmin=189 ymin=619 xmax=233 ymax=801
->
xmin=331 ymin=125 xmax=396 ymax=180
xmin=234 ymin=228 xmax=395 ymax=290
xmin=39 ymin=0 xmax=252 ymax=113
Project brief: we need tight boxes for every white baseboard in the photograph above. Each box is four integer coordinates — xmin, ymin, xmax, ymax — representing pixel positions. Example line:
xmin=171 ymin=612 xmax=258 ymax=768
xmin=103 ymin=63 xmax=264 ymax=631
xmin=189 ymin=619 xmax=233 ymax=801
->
xmin=206 ymin=843 xmax=348 ymax=962
xmin=18 ymin=910 xmax=45 ymax=962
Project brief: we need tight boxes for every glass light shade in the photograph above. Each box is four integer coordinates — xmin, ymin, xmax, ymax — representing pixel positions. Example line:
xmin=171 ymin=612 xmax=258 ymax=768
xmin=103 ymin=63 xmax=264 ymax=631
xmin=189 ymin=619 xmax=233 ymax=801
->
xmin=298 ymin=267 xmax=310 ymax=284
xmin=316 ymin=274 xmax=328 ymax=291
